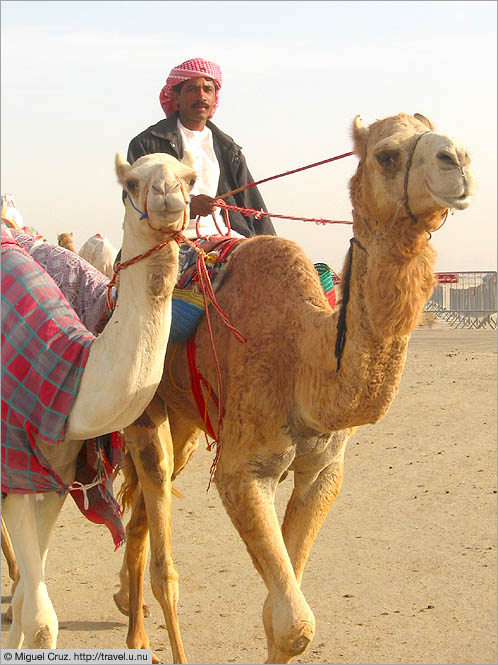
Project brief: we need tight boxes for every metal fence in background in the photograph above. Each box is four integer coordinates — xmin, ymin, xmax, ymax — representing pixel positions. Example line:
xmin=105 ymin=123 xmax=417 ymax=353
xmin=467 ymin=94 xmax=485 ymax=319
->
xmin=424 ymin=271 xmax=497 ymax=329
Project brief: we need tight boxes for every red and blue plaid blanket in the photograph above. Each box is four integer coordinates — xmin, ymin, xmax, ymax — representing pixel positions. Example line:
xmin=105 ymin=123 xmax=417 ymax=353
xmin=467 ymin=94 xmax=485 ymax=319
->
xmin=1 ymin=230 xmax=124 ymax=548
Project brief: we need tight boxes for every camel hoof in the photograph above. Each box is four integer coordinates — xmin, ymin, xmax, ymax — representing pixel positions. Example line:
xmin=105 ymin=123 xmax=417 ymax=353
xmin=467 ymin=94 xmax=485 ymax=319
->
xmin=6 ymin=605 xmax=13 ymax=622
xmin=151 ymin=651 xmax=161 ymax=664
xmin=113 ymin=591 xmax=129 ymax=616
xmin=32 ymin=625 xmax=54 ymax=648
xmin=290 ymin=634 xmax=311 ymax=655
xmin=113 ymin=592 xmax=151 ymax=619
xmin=276 ymin=622 xmax=313 ymax=658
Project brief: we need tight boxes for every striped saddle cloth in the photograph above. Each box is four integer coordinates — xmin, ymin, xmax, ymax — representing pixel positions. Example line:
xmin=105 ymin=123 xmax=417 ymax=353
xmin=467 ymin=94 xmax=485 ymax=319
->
xmin=170 ymin=236 xmax=245 ymax=344
xmin=1 ymin=230 xmax=124 ymax=549
xmin=170 ymin=237 xmax=337 ymax=344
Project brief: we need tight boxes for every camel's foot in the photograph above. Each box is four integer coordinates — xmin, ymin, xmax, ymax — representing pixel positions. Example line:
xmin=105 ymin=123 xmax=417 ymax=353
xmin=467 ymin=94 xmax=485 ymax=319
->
xmin=264 ymin=629 xmax=313 ymax=664
xmin=31 ymin=625 xmax=56 ymax=649
xmin=151 ymin=651 xmax=161 ymax=664
xmin=6 ymin=603 xmax=13 ymax=622
xmin=274 ymin=621 xmax=314 ymax=658
xmin=19 ymin=585 xmax=58 ymax=649
xmin=113 ymin=591 xmax=151 ymax=619
xmin=5 ymin=584 xmax=24 ymax=647
xmin=263 ymin=594 xmax=315 ymax=663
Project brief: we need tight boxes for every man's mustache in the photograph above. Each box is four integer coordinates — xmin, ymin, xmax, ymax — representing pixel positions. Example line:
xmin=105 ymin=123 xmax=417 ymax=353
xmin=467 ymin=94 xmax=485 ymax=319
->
xmin=192 ymin=102 xmax=209 ymax=109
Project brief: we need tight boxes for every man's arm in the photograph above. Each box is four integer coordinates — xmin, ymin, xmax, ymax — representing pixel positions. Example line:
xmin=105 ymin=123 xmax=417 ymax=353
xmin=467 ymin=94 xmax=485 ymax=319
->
xmin=234 ymin=154 xmax=276 ymax=236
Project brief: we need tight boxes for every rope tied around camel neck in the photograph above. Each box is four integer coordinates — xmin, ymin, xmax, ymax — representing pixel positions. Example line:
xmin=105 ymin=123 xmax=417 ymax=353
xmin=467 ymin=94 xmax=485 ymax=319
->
xmin=107 ymin=175 xmax=191 ymax=309
xmin=334 ymin=237 xmax=367 ymax=371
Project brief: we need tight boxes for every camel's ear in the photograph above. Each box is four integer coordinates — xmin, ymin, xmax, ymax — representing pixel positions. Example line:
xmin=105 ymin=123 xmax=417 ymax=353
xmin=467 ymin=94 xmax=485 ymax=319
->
xmin=414 ymin=113 xmax=434 ymax=131
xmin=115 ymin=153 xmax=131 ymax=183
xmin=115 ymin=153 xmax=139 ymax=195
xmin=183 ymin=149 xmax=195 ymax=169
xmin=352 ymin=115 xmax=369 ymax=159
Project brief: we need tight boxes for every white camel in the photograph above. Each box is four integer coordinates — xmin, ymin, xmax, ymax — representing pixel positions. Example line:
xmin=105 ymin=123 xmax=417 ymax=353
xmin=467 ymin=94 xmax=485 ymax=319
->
xmin=1 ymin=151 xmax=196 ymax=650
xmin=79 ymin=233 xmax=119 ymax=279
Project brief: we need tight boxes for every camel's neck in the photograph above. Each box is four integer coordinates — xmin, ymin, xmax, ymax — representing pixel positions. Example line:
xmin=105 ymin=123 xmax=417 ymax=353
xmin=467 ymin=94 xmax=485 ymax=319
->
xmin=299 ymin=222 xmax=436 ymax=431
xmin=67 ymin=217 xmax=179 ymax=439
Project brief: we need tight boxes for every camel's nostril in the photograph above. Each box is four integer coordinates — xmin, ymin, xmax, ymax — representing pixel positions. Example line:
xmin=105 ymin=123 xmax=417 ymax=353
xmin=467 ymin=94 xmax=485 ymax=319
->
xmin=437 ymin=152 xmax=458 ymax=167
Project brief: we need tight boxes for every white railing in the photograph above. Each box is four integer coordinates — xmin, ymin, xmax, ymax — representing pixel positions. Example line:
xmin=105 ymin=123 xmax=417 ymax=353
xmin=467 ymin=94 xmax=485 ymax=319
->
xmin=424 ymin=271 xmax=497 ymax=329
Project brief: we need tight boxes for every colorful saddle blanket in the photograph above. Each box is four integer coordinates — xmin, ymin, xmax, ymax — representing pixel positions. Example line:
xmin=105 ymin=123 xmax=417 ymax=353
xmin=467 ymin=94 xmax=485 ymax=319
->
xmin=1 ymin=230 xmax=124 ymax=549
xmin=169 ymin=237 xmax=337 ymax=344
xmin=170 ymin=236 xmax=246 ymax=344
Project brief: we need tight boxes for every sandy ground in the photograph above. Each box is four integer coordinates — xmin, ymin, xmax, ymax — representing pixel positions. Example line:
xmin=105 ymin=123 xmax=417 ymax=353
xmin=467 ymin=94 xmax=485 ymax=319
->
xmin=2 ymin=324 xmax=497 ymax=665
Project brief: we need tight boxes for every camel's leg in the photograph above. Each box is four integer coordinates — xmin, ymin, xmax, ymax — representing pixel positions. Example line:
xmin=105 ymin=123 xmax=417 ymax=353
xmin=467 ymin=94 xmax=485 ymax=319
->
xmin=8 ymin=576 xmax=25 ymax=646
xmin=124 ymin=394 xmax=186 ymax=664
xmin=2 ymin=516 xmax=20 ymax=622
xmin=3 ymin=493 xmax=65 ymax=648
xmin=2 ymin=516 xmax=19 ymax=582
xmin=168 ymin=405 xmax=201 ymax=478
xmin=113 ymin=492 xmax=151 ymax=619
xmin=263 ymin=434 xmax=349 ymax=663
xmin=113 ymin=407 xmax=199 ymax=620
xmin=121 ymin=490 xmax=152 ymax=653
xmin=214 ymin=432 xmax=315 ymax=663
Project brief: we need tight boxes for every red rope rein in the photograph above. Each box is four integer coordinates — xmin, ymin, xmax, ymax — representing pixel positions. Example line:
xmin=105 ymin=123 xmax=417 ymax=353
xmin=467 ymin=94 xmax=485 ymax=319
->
xmin=106 ymin=232 xmax=184 ymax=311
xmin=218 ymin=150 xmax=355 ymax=200
xmin=215 ymin=200 xmax=353 ymax=226
xmin=214 ymin=149 xmax=355 ymax=225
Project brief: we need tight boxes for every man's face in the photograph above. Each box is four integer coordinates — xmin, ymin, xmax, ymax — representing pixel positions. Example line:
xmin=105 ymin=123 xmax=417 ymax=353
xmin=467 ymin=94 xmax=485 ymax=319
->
xmin=173 ymin=77 xmax=217 ymax=129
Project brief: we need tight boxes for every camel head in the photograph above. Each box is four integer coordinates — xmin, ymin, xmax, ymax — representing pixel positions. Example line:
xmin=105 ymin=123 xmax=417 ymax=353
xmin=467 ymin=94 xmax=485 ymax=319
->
xmin=115 ymin=151 xmax=197 ymax=235
xmin=57 ymin=232 xmax=74 ymax=248
xmin=349 ymin=112 xmax=476 ymax=242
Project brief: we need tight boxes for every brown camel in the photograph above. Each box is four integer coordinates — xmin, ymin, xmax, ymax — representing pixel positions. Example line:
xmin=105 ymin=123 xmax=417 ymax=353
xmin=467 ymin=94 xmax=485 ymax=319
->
xmin=114 ymin=112 xmax=475 ymax=663
xmin=57 ymin=231 xmax=76 ymax=252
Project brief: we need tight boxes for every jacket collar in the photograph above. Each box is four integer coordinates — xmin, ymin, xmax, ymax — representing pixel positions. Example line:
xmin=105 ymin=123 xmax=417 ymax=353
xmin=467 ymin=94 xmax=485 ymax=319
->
xmin=149 ymin=111 xmax=241 ymax=152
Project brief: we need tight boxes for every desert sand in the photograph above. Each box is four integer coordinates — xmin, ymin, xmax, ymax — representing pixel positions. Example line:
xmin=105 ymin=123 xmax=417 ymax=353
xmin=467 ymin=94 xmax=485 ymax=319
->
xmin=2 ymin=323 xmax=497 ymax=664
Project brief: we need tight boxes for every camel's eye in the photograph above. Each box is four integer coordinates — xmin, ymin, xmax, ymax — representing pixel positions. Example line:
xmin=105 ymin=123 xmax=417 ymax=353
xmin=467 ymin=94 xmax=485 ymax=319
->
xmin=189 ymin=177 xmax=197 ymax=187
xmin=376 ymin=151 xmax=395 ymax=166
xmin=126 ymin=179 xmax=137 ymax=194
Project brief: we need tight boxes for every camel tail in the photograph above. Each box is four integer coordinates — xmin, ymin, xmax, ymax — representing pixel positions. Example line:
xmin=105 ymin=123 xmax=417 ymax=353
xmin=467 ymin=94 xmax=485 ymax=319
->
xmin=116 ymin=449 xmax=138 ymax=512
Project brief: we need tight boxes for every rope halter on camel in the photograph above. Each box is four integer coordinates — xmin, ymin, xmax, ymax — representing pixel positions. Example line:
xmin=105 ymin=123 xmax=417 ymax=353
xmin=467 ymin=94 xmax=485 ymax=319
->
xmin=335 ymin=131 xmax=449 ymax=373
xmin=402 ymin=131 xmax=430 ymax=225
xmin=107 ymin=175 xmax=191 ymax=310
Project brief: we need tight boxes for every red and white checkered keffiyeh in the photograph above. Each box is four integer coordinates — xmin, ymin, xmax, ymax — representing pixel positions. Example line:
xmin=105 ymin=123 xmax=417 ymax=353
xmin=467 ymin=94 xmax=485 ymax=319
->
xmin=159 ymin=57 xmax=222 ymax=118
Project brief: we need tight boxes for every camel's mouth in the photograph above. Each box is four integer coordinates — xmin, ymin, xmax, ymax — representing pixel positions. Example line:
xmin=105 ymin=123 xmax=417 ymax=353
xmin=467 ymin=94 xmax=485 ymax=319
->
xmin=149 ymin=207 xmax=187 ymax=224
xmin=427 ymin=182 xmax=473 ymax=211
xmin=148 ymin=196 xmax=188 ymax=217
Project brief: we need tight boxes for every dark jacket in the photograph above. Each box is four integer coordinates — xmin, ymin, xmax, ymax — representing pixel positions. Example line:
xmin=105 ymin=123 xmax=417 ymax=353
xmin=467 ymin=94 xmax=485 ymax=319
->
xmin=127 ymin=112 xmax=276 ymax=237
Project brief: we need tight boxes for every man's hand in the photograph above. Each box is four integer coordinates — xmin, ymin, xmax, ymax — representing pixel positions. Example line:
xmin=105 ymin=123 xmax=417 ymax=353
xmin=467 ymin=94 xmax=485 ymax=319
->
xmin=190 ymin=194 xmax=216 ymax=218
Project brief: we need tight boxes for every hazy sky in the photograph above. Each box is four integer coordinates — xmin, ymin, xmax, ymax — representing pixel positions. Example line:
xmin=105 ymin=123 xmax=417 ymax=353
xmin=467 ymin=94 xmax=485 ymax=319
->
xmin=1 ymin=0 xmax=496 ymax=272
